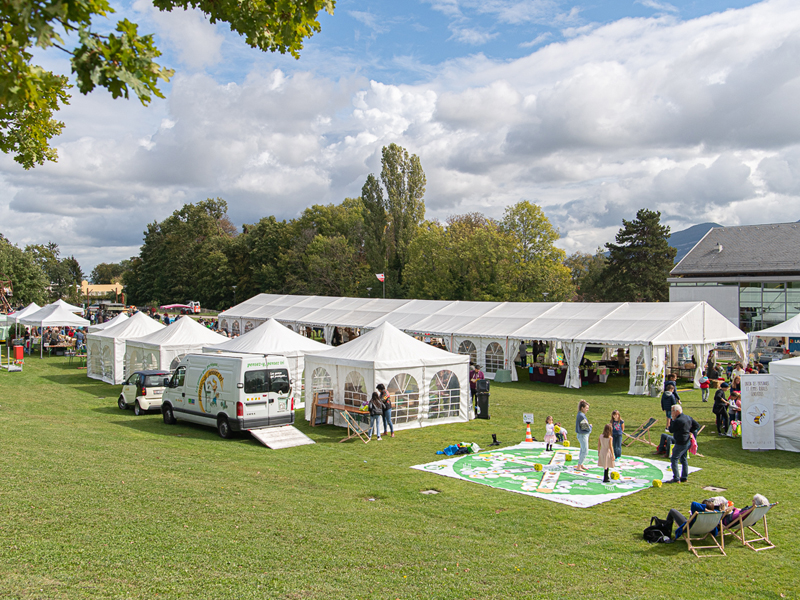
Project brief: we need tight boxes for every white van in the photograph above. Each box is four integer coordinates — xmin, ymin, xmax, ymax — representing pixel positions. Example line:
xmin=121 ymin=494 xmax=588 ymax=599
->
xmin=161 ymin=353 xmax=294 ymax=438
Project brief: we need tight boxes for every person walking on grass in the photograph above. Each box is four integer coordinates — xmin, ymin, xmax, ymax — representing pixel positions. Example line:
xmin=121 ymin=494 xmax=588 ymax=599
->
xmin=377 ymin=383 xmax=394 ymax=438
xmin=367 ymin=392 xmax=383 ymax=442
xmin=575 ymin=400 xmax=592 ymax=472
xmin=665 ymin=404 xmax=700 ymax=484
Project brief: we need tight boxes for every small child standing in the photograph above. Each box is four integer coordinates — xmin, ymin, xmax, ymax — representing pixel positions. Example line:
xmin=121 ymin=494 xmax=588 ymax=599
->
xmin=597 ymin=423 xmax=615 ymax=483
xmin=554 ymin=422 xmax=568 ymax=444
xmin=544 ymin=415 xmax=556 ymax=451
xmin=610 ymin=410 xmax=624 ymax=460
xmin=699 ymin=376 xmax=710 ymax=402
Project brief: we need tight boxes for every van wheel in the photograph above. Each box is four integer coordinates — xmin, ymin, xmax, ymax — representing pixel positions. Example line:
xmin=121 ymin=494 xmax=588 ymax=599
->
xmin=163 ymin=404 xmax=177 ymax=425
xmin=118 ymin=395 xmax=127 ymax=410
xmin=217 ymin=417 xmax=232 ymax=439
xmin=134 ymin=401 xmax=143 ymax=416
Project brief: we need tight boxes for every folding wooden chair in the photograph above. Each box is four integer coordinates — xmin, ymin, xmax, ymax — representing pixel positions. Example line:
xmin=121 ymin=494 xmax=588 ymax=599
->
xmin=723 ymin=502 xmax=777 ymax=551
xmin=682 ymin=511 xmax=726 ymax=558
xmin=622 ymin=417 xmax=658 ymax=447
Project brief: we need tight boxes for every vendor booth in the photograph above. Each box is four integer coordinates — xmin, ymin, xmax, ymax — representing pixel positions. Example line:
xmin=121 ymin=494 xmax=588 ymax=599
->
xmin=747 ymin=314 xmax=800 ymax=358
xmin=203 ymin=318 xmax=328 ymax=408
xmin=87 ymin=312 xmax=164 ymax=384
xmin=20 ymin=304 xmax=90 ymax=357
xmin=304 ymin=322 xmax=470 ymax=430
xmin=124 ymin=315 xmax=227 ymax=374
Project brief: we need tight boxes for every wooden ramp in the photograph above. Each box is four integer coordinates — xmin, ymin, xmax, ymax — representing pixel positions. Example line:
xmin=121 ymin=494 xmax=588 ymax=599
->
xmin=250 ymin=425 xmax=316 ymax=450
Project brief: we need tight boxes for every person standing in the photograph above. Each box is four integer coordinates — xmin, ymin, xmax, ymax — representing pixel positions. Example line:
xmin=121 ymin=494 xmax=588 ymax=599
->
xmin=367 ymin=392 xmax=384 ymax=441
xmin=518 ymin=341 xmax=527 ymax=368
xmin=665 ymin=404 xmax=700 ymax=484
xmin=469 ymin=364 xmax=484 ymax=410
xmin=699 ymin=375 xmax=710 ymax=402
xmin=610 ymin=410 xmax=625 ymax=460
xmin=660 ymin=382 xmax=679 ymax=431
xmin=575 ymin=400 xmax=592 ymax=472
xmin=597 ymin=424 xmax=615 ymax=483
xmin=377 ymin=383 xmax=394 ymax=438
xmin=713 ymin=382 xmax=730 ymax=434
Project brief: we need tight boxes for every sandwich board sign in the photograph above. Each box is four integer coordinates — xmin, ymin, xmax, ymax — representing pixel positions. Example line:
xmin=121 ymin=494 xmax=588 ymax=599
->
xmin=741 ymin=375 xmax=776 ymax=450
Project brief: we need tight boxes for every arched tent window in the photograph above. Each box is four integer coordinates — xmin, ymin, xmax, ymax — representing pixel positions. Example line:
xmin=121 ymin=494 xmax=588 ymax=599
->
xmin=89 ymin=341 xmax=101 ymax=376
xmin=231 ymin=321 xmax=240 ymax=335
xmin=634 ymin=351 xmax=646 ymax=387
xmin=244 ymin=321 xmax=254 ymax=333
xmin=429 ymin=370 xmax=461 ymax=419
xmin=220 ymin=319 xmax=228 ymax=332
xmin=343 ymin=371 xmax=367 ymax=409
xmin=457 ymin=340 xmax=477 ymax=365
xmin=126 ymin=348 xmax=141 ymax=375
xmin=485 ymin=342 xmax=504 ymax=373
xmin=312 ymin=367 xmax=332 ymax=393
xmin=387 ymin=373 xmax=420 ymax=424
xmin=169 ymin=354 xmax=185 ymax=370
xmin=101 ymin=345 xmax=113 ymax=379
xmin=142 ymin=351 xmax=159 ymax=371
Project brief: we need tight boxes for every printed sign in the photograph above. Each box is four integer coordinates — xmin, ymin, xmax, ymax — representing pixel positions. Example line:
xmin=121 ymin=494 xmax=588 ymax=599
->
xmin=523 ymin=413 xmax=534 ymax=424
xmin=547 ymin=369 xmax=555 ymax=377
xmin=741 ymin=375 xmax=776 ymax=450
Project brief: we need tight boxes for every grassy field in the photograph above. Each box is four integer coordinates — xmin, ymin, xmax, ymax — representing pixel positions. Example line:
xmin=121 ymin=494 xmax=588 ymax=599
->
xmin=0 ymin=355 xmax=798 ymax=599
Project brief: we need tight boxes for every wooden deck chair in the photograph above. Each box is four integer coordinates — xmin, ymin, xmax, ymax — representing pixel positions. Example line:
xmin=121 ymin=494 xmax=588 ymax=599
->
xmin=682 ymin=511 xmax=726 ymax=558
xmin=723 ymin=502 xmax=778 ymax=551
xmin=622 ymin=417 xmax=658 ymax=447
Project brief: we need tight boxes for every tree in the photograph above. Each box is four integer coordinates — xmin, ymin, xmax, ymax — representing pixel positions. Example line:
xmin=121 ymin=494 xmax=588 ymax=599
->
xmin=564 ymin=250 xmax=608 ymax=301
xmin=26 ymin=241 xmax=83 ymax=302
xmin=361 ymin=174 xmax=387 ymax=276
xmin=91 ymin=262 xmax=125 ymax=284
xmin=604 ymin=209 xmax=676 ymax=302
xmin=1 ymin=0 xmax=335 ymax=168
xmin=0 ymin=234 xmax=49 ymax=305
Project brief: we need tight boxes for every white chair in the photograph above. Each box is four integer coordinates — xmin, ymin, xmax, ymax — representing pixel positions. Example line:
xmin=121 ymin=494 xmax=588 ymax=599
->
xmin=682 ymin=510 xmax=725 ymax=558
xmin=723 ymin=502 xmax=777 ymax=552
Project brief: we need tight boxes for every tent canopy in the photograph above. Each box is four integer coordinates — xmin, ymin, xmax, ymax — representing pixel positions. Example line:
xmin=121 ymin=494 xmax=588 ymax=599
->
xmin=203 ymin=318 xmax=327 ymax=356
xmin=20 ymin=304 xmax=89 ymax=328
xmin=52 ymin=298 xmax=84 ymax=313
xmin=9 ymin=302 xmax=41 ymax=323
xmin=128 ymin=315 xmax=226 ymax=349
xmin=88 ymin=312 xmax=129 ymax=333
xmin=748 ymin=314 xmax=800 ymax=339
xmin=92 ymin=311 xmax=164 ymax=340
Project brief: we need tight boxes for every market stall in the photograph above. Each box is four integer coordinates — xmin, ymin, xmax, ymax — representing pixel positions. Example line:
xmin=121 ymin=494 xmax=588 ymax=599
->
xmin=20 ymin=304 xmax=90 ymax=358
xmin=87 ymin=312 xmax=164 ymax=383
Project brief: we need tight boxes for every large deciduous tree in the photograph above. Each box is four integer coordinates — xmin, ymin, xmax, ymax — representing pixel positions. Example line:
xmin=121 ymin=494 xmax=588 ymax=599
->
xmin=1 ymin=0 xmax=335 ymax=168
xmin=604 ymin=208 xmax=676 ymax=302
xmin=91 ymin=262 xmax=125 ymax=284
xmin=0 ymin=234 xmax=49 ymax=305
xmin=564 ymin=250 xmax=608 ymax=301
xmin=26 ymin=241 xmax=84 ymax=302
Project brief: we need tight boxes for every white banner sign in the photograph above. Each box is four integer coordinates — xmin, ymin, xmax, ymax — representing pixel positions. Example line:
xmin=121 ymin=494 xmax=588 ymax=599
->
xmin=741 ymin=375 xmax=776 ymax=450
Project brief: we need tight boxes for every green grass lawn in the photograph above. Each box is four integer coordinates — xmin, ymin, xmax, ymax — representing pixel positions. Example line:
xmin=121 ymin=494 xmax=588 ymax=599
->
xmin=1 ymin=354 xmax=798 ymax=599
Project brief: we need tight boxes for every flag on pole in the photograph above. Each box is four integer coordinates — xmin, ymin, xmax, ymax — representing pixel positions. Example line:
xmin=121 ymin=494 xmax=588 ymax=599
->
xmin=376 ymin=273 xmax=385 ymax=282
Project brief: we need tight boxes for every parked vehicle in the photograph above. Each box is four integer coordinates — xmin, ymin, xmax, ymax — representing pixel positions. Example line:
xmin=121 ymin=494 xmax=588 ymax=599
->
xmin=119 ymin=370 xmax=172 ymax=416
xmin=161 ymin=353 xmax=293 ymax=438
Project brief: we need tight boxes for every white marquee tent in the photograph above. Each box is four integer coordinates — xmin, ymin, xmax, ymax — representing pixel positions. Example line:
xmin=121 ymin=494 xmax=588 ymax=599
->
xmin=203 ymin=318 xmax=328 ymax=408
xmin=125 ymin=316 xmax=227 ymax=375
xmin=304 ymin=322 xmax=470 ymax=430
xmin=765 ymin=356 xmax=800 ymax=452
xmin=747 ymin=314 xmax=800 ymax=355
xmin=220 ymin=295 xmax=747 ymax=394
xmin=20 ymin=304 xmax=91 ymax=357
xmin=88 ymin=312 xmax=129 ymax=333
xmin=87 ymin=312 xmax=165 ymax=384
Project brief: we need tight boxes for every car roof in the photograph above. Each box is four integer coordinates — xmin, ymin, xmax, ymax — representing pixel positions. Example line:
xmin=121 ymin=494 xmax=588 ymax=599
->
xmin=135 ymin=370 xmax=171 ymax=376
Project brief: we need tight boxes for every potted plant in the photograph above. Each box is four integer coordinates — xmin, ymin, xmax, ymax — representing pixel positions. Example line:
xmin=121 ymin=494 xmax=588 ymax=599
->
xmin=647 ymin=371 xmax=664 ymax=397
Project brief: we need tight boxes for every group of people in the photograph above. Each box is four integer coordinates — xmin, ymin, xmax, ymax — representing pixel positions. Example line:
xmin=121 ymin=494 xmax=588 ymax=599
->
xmin=662 ymin=493 xmax=770 ymax=540
xmin=366 ymin=383 xmax=395 ymax=441
xmin=566 ymin=400 xmax=628 ymax=483
xmin=702 ymin=359 xmax=747 ymax=435
xmin=8 ymin=325 xmax=87 ymax=354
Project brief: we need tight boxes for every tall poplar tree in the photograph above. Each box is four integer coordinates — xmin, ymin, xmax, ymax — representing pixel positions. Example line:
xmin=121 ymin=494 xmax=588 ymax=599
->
xmin=604 ymin=209 xmax=676 ymax=302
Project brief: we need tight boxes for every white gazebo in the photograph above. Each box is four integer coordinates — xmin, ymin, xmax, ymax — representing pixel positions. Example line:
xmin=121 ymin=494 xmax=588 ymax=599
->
xmin=304 ymin=322 xmax=470 ymax=430
xmin=125 ymin=316 xmax=227 ymax=374
xmin=20 ymin=304 xmax=90 ymax=357
xmin=87 ymin=312 xmax=165 ymax=384
xmin=88 ymin=312 xmax=129 ymax=333
xmin=52 ymin=298 xmax=85 ymax=313
xmin=203 ymin=318 xmax=328 ymax=408
xmin=9 ymin=302 xmax=41 ymax=323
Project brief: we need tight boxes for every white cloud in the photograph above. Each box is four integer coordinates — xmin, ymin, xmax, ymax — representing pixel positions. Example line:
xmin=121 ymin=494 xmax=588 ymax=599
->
xmin=637 ymin=0 xmax=679 ymax=13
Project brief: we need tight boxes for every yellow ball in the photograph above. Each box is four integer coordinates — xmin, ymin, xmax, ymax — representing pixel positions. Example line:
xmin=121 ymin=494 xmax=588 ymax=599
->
xmin=534 ymin=463 xmax=543 ymax=471
xmin=652 ymin=479 xmax=662 ymax=488
xmin=562 ymin=440 xmax=570 ymax=447
xmin=565 ymin=454 xmax=573 ymax=461
xmin=610 ymin=471 xmax=620 ymax=480
xmin=554 ymin=425 xmax=561 ymax=433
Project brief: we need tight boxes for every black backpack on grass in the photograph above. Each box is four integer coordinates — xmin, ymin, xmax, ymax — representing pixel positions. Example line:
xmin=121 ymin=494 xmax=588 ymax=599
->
xmin=643 ymin=516 xmax=672 ymax=543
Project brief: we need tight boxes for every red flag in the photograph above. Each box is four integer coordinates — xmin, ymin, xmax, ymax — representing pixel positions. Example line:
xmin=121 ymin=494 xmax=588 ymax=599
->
xmin=376 ymin=273 xmax=385 ymax=282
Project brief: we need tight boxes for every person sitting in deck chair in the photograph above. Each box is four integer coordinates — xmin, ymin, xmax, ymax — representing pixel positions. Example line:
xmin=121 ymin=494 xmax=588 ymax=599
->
xmin=663 ymin=497 xmax=731 ymax=540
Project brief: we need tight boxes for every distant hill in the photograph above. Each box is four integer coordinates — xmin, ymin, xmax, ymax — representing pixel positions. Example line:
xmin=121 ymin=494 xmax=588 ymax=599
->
xmin=669 ymin=222 xmax=722 ymax=264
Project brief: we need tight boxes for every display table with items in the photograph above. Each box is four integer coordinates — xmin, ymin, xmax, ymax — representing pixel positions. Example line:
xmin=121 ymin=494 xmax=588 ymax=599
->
xmin=528 ymin=364 xmax=612 ymax=385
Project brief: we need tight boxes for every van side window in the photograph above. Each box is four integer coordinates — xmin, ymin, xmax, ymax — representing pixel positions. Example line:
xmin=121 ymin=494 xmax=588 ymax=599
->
xmin=268 ymin=369 xmax=291 ymax=394
xmin=244 ymin=370 xmax=269 ymax=394
xmin=172 ymin=366 xmax=186 ymax=388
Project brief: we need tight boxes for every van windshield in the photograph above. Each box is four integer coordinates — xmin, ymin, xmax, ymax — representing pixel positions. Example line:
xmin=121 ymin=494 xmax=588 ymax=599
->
xmin=244 ymin=370 xmax=269 ymax=394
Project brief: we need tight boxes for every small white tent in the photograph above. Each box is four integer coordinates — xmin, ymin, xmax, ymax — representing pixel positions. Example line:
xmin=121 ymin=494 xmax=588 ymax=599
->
xmin=747 ymin=314 xmax=800 ymax=355
xmin=304 ymin=322 xmax=470 ymax=430
xmin=88 ymin=312 xmax=129 ymax=333
xmin=125 ymin=316 xmax=227 ymax=374
xmin=9 ymin=302 xmax=41 ymax=323
xmin=52 ymin=298 xmax=84 ymax=313
xmin=765 ymin=357 xmax=800 ymax=452
xmin=20 ymin=304 xmax=91 ymax=357
xmin=203 ymin=318 xmax=328 ymax=408
xmin=87 ymin=312 xmax=165 ymax=383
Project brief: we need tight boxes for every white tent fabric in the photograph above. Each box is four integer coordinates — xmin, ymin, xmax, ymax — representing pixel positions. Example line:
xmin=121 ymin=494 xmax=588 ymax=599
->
xmin=125 ymin=316 xmax=227 ymax=375
xmin=765 ymin=357 xmax=800 ymax=452
xmin=747 ymin=314 xmax=800 ymax=355
xmin=87 ymin=312 xmax=164 ymax=384
xmin=304 ymin=322 xmax=470 ymax=430
xmin=52 ymin=298 xmax=84 ymax=313
xmin=9 ymin=302 xmax=41 ymax=323
xmin=220 ymin=296 xmax=746 ymax=395
xmin=88 ymin=312 xmax=129 ymax=333
xmin=203 ymin=318 xmax=328 ymax=407
xmin=21 ymin=303 xmax=90 ymax=328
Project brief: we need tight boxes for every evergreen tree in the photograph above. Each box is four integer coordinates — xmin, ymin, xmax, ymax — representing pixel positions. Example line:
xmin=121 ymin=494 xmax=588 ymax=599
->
xmin=604 ymin=209 xmax=676 ymax=302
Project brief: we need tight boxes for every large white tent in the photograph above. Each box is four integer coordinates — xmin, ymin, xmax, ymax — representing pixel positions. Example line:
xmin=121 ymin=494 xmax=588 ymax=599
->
xmin=765 ymin=356 xmax=800 ymax=452
xmin=20 ymin=303 xmax=91 ymax=357
xmin=304 ymin=322 xmax=470 ymax=430
xmin=220 ymin=295 xmax=747 ymax=394
xmin=203 ymin=318 xmax=328 ymax=408
xmin=87 ymin=312 xmax=165 ymax=384
xmin=88 ymin=312 xmax=129 ymax=333
xmin=125 ymin=316 xmax=227 ymax=374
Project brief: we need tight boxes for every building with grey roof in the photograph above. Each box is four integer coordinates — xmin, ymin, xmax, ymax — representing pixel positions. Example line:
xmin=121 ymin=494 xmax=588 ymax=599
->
xmin=669 ymin=222 xmax=800 ymax=331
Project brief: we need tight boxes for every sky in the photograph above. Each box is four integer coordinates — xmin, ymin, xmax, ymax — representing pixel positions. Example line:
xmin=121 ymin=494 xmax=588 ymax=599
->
xmin=3 ymin=0 xmax=800 ymax=275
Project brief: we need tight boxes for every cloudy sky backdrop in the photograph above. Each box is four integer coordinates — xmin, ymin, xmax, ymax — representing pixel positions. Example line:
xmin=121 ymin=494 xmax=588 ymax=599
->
xmin=2 ymin=0 xmax=800 ymax=273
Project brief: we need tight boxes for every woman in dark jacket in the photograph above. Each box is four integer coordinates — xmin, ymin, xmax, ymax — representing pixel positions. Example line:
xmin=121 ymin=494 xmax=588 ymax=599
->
xmin=367 ymin=392 xmax=384 ymax=441
xmin=713 ymin=382 xmax=730 ymax=434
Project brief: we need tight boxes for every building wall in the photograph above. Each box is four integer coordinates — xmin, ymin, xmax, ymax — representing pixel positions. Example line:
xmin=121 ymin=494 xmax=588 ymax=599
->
xmin=669 ymin=285 xmax=740 ymax=327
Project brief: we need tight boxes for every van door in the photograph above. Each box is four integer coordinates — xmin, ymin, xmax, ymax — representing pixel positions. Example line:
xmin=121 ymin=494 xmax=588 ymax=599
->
xmin=167 ymin=365 xmax=187 ymax=415
xmin=242 ymin=368 xmax=271 ymax=427
xmin=267 ymin=367 xmax=293 ymax=425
